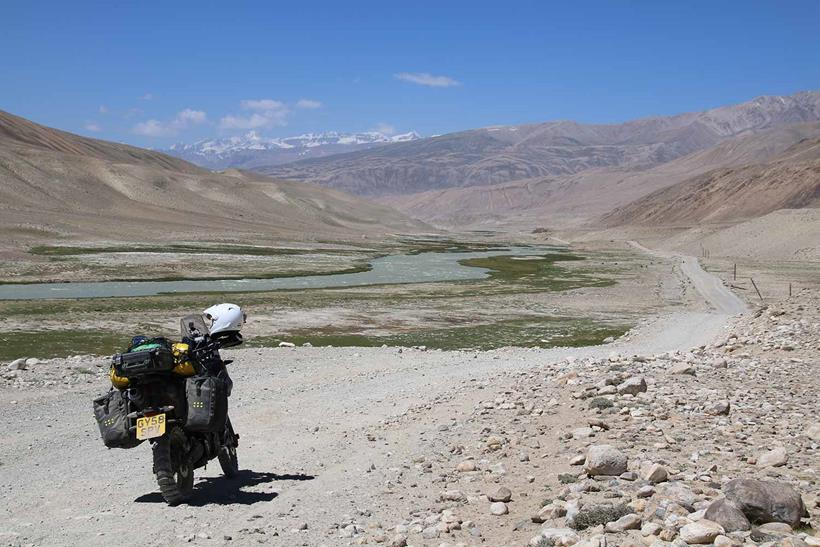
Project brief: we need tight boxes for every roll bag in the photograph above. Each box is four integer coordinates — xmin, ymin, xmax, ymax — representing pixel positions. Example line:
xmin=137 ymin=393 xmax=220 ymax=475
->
xmin=93 ymin=389 xmax=142 ymax=449
xmin=110 ymin=341 xmax=196 ymax=389
xmin=185 ymin=375 xmax=228 ymax=432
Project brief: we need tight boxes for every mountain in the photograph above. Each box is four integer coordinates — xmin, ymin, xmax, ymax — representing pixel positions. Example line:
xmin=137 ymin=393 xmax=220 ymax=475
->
xmin=0 ymin=110 xmax=428 ymax=250
xmin=257 ymin=91 xmax=820 ymax=198
xmin=601 ymin=137 xmax=820 ymax=226
xmin=380 ymin=122 xmax=820 ymax=227
xmin=164 ymin=130 xmax=421 ymax=170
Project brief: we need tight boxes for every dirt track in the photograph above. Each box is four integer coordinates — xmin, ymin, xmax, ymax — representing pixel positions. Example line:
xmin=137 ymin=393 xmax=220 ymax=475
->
xmin=0 ymin=249 xmax=746 ymax=546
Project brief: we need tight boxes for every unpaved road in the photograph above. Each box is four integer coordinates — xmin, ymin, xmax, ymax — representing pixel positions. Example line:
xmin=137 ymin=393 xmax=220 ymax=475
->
xmin=0 ymin=250 xmax=746 ymax=546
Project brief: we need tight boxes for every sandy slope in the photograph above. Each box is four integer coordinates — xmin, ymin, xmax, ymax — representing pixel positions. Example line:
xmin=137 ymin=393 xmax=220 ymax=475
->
xmin=0 ymin=246 xmax=746 ymax=546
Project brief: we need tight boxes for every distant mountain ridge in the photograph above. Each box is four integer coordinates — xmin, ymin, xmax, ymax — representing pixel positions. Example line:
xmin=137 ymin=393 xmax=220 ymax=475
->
xmin=256 ymin=91 xmax=820 ymax=197
xmin=0 ymin=110 xmax=428 ymax=248
xmin=164 ymin=130 xmax=421 ymax=170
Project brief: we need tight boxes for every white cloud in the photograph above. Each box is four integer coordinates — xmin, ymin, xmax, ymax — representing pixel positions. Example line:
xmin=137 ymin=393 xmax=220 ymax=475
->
xmin=296 ymin=98 xmax=322 ymax=109
xmin=140 ymin=93 xmax=154 ymax=101
xmin=84 ymin=122 xmax=102 ymax=132
xmin=174 ymin=108 xmax=207 ymax=126
xmin=373 ymin=122 xmax=396 ymax=135
xmin=132 ymin=119 xmax=168 ymax=137
xmin=220 ymin=99 xmax=290 ymax=130
xmin=98 ymin=105 xmax=108 ymax=114
xmin=131 ymin=108 xmax=207 ymax=137
xmin=395 ymin=72 xmax=461 ymax=88
xmin=240 ymin=99 xmax=286 ymax=111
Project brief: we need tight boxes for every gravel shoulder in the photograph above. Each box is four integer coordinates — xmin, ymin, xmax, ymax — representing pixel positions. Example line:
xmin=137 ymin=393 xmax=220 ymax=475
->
xmin=2 ymin=249 xmax=814 ymax=547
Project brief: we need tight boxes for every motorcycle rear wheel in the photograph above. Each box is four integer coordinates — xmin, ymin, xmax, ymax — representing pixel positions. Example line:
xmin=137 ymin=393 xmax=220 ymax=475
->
xmin=218 ymin=417 xmax=239 ymax=477
xmin=153 ymin=426 xmax=194 ymax=505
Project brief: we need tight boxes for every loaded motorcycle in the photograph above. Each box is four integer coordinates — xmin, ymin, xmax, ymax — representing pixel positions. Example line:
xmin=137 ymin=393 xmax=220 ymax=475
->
xmin=93 ymin=303 xmax=245 ymax=505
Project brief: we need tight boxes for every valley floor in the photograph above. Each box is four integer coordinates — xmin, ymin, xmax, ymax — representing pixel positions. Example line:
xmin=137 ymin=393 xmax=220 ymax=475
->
xmin=2 ymin=244 xmax=816 ymax=546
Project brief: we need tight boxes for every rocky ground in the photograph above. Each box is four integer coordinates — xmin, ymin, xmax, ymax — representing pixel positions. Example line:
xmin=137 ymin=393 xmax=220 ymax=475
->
xmin=0 ymin=255 xmax=817 ymax=546
xmin=351 ymin=290 xmax=819 ymax=547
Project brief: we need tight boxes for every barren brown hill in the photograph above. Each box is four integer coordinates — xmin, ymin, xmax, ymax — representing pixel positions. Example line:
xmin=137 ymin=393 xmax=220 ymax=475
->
xmin=260 ymin=92 xmax=820 ymax=198
xmin=601 ymin=138 xmax=820 ymax=226
xmin=0 ymin=110 xmax=428 ymax=250
xmin=380 ymin=122 xmax=820 ymax=227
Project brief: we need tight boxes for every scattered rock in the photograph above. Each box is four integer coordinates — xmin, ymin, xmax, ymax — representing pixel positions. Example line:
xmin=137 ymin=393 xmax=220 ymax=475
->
xmin=487 ymin=486 xmax=512 ymax=503
xmin=456 ymin=460 xmax=476 ymax=472
xmin=584 ymin=445 xmax=628 ymax=477
xmin=641 ymin=462 xmax=668 ymax=484
xmin=7 ymin=358 xmax=27 ymax=371
xmin=670 ymin=362 xmax=695 ymax=375
xmin=757 ymin=446 xmax=788 ymax=467
xmin=723 ymin=478 xmax=808 ymax=527
xmin=704 ymin=498 xmax=751 ymax=532
xmin=489 ymin=502 xmax=508 ymax=516
xmin=616 ymin=376 xmax=647 ymax=395
xmin=679 ymin=519 xmax=725 ymax=544
xmin=707 ymin=400 xmax=731 ymax=416
xmin=604 ymin=513 xmax=641 ymax=533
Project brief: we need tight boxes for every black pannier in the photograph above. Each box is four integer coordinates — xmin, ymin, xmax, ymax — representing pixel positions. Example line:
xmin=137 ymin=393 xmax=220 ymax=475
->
xmin=185 ymin=375 xmax=228 ymax=433
xmin=112 ymin=347 xmax=174 ymax=378
xmin=93 ymin=389 xmax=142 ymax=449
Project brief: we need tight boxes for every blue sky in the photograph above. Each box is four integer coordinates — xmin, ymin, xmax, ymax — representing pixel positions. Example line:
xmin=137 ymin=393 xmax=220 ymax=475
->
xmin=3 ymin=1 xmax=820 ymax=147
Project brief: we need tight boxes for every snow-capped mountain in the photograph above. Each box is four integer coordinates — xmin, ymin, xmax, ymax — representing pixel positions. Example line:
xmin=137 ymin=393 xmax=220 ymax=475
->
xmin=164 ymin=130 xmax=421 ymax=170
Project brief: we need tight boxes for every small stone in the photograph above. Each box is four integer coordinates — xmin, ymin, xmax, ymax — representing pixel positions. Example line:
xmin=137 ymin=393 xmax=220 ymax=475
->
xmin=539 ymin=528 xmax=579 ymax=546
xmin=489 ymin=502 xmax=508 ymax=516
xmin=704 ymin=499 xmax=750 ymax=532
xmin=641 ymin=522 xmax=662 ymax=537
xmin=7 ymin=358 xmax=27 ymax=371
xmin=670 ymin=363 xmax=695 ymax=375
xmin=637 ymin=485 xmax=656 ymax=498
xmin=278 ymin=342 xmax=295 ymax=348
xmin=679 ymin=519 xmax=725 ymax=544
xmin=584 ymin=444 xmax=628 ymax=477
xmin=486 ymin=435 xmax=504 ymax=450
xmin=488 ymin=486 xmax=512 ymax=503
xmin=570 ymin=455 xmax=586 ymax=466
xmin=604 ymin=513 xmax=641 ymax=532
xmin=440 ymin=490 xmax=465 ymax=502
xmin=24 ymin=358 xmax=40 ymax=366
xmin=456 ymin=460 xmax=476 ymax=472
xmin=757 ymin=446 xmax=788 ymax=467
xmin=387 ymin=533 xmax=407 ymax=547
xmin=707 ymin=400 xmax=731 ymax=416
xmin=641 ymin=463 xmax=668 ymax=484
xmin=713 ymin=535 xmax=733 ymax=547
xmin=617 ymin=376 xmax=647 ymax=395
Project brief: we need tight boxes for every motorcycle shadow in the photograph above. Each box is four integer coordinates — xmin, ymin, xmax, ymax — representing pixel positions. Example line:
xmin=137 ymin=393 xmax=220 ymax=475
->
xmin=135 ymin=470 xmax=315 ymax=506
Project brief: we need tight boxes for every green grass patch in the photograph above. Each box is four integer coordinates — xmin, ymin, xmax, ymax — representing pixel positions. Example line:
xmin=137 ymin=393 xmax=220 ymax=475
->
xmin=459 ymin=253 xmax=615 ymax=291
xmin=0 ymin=330 xmax=127 ymax=360
xmin=249 ymin=317 xmax=629 ymax=352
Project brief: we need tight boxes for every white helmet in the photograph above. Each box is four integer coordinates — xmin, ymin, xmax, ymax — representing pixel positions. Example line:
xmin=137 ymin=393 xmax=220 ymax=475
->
xmin=203 ymin=303 xmax=245 ymax=336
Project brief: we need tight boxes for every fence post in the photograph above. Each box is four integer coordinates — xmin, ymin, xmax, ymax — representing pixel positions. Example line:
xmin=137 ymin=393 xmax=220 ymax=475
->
xmin=750 ymin=277 xmax=764 ymax=302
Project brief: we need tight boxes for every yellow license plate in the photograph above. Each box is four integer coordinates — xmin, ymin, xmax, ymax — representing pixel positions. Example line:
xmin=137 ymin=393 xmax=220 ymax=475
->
xmin=136 ymin=414 xmax=166 ymax=440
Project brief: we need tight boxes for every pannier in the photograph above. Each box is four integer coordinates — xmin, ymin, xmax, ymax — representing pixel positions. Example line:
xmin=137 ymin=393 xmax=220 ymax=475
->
xmin=93 ymin=389 xmax=142 ymax=449
xmin=185 ymin=375 xmax=228 ymax=433
xmin=112 ymin=347 xmax=174 ymax=379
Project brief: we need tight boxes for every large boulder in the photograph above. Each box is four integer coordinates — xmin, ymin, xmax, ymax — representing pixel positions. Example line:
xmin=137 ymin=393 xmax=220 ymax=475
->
xmin=704 ymin=498 xmax=751 ymax=532
xmin=723 ymin=479 xmax=808 ymax=527
xmin=584 ymin=445 xmax=628 ymax=477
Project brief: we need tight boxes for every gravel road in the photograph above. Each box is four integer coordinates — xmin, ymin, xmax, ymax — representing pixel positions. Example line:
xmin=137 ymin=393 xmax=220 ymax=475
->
xmin=0 ymin=250 xmax=746 ymax=546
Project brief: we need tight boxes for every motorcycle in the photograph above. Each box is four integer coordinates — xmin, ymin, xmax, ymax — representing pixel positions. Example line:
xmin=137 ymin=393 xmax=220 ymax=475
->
xmin=95 ymin=312 xmax=243 ymax=505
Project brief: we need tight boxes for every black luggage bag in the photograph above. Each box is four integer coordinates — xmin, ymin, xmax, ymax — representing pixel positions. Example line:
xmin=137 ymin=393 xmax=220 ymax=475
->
xmin=93 ymin=389 xmax=142 ymax=449
xmin=185 ymin=375 xmax=228 ymax=433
